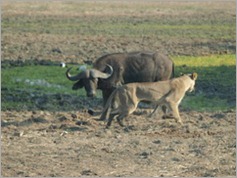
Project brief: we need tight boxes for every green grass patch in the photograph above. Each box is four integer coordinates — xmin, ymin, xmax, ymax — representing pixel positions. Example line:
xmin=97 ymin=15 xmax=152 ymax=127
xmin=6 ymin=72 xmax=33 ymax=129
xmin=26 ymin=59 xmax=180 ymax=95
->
xmin=1 ymin=54 xmax=236 ymax=112
xmin=2 ymin=65 xmax=87 ymax=96
xmin=173 ymin=54 xmax=235 ymax=67
xmin=173 ymin=54 xmax=236 ymax=112
xmin=182 ymin=95 xmax=233 ymax=112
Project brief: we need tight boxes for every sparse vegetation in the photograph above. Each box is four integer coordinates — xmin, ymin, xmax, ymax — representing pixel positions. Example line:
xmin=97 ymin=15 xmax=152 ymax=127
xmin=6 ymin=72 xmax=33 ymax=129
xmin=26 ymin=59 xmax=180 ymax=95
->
xmin=2 ymin=0 xmax=235 ymax=62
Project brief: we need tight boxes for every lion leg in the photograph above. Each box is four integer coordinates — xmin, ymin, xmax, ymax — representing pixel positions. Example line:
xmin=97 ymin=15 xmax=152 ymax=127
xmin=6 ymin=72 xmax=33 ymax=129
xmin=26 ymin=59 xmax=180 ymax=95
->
xmin=106 ymin=113 xmax=127 ymax=128
xmin=165 ymin=102 xmax=183 ymax=124
xmin=116 ymin=105 xmax=136 ymax=127
xmin=116 ymin=113 xmax=128 ymax=127
xmin=161 ymin=105 xmax=168 ymax=114
xmin=106 ymin=113 xmax=117 ymax=128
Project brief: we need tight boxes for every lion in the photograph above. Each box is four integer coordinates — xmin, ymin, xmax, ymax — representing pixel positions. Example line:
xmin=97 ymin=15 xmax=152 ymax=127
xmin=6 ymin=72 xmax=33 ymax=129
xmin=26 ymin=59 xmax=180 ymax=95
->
xmin=99 ymin=73 xmax=198 ymax=128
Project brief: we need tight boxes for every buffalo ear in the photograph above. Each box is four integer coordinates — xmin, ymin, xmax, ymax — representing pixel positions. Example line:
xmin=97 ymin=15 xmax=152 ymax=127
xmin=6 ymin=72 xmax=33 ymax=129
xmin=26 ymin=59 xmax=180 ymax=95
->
xmin=191 ymin=72 xmax=198 ymax=80
xmin=77 ymin=80 xmax=85 ymax=88
xmin=73 ymin=80 xmax=84 ymax=89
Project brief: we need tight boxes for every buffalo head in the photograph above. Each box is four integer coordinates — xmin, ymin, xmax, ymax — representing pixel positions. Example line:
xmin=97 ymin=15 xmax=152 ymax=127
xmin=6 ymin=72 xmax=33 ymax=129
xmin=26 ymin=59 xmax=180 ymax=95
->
xmin=66 ymin=64 xmax=113 ymax=97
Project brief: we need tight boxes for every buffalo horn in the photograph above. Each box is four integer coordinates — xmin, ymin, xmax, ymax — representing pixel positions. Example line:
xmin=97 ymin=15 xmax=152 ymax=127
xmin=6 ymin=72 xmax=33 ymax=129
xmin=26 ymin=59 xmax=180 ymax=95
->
xmin=66 ymin=67 xmax=87 ymax=81
xmin=90 ymin=64 xmax=113 ymax=79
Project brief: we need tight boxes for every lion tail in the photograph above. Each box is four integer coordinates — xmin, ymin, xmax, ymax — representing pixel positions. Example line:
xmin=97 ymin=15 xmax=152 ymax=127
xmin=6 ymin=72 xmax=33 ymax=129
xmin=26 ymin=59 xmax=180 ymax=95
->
xmin=99 ymin=89 xmax=117 ymax=121
xmin=172 ymin=61 xmax=175 ymax=78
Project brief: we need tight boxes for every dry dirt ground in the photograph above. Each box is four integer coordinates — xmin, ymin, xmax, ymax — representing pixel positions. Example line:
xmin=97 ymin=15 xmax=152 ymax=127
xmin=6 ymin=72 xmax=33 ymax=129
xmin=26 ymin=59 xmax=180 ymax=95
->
xmin=1 ymin=0 xmax=236 ymax=177
xmin=1 ymin=108 xmax=236 ymax=177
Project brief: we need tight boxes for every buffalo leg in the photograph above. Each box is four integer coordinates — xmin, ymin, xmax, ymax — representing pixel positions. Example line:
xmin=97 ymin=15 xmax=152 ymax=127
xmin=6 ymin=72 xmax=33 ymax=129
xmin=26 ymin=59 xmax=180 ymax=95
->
xmin=102 ymin=88 xmax=115 ymax=106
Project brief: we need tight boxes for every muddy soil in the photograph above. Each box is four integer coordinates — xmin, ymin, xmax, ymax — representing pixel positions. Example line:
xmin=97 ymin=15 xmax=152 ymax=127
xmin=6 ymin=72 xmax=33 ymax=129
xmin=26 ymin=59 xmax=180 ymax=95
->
xmin=1 ymin=108 xmax=236 ymax=177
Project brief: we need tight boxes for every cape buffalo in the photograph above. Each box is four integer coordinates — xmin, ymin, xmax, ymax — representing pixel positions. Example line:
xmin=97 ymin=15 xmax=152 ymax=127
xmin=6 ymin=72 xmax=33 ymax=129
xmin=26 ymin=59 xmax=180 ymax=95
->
xmin=66 ymin=51 xmax=174 ymax=105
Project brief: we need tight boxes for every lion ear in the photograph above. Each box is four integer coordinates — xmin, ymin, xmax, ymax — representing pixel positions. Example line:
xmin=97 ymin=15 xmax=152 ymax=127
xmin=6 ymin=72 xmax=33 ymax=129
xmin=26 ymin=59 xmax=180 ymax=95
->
xmin=191 ymin=72 xmax=198 ymax=80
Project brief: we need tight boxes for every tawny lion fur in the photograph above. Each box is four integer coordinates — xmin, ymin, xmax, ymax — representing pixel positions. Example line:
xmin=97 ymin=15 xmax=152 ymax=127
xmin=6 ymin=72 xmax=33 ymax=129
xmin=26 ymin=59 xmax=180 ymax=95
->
xmin=99 ymin=73 xmax=198 ymax=127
